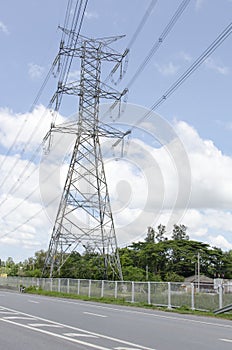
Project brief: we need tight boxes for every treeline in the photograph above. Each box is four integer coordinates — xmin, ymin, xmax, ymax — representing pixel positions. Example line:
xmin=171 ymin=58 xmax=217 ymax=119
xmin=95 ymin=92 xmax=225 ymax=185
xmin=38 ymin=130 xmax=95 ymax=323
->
xmin=1 ymin=224 xmax=232 ymax=281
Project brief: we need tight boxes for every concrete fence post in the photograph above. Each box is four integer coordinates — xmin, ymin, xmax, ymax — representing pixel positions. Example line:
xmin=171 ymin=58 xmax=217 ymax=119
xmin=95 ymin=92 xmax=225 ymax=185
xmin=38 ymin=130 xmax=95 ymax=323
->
xmin=67 ymin=279 xmax=70 ymax=294
xmin=132 ymin=281 xmax=135 ymax=303
xmin=88 ymin=279 xmax=91 ymax=298
xmin=101 ymin=280 xmax=104 ymax=298
xmin=219 ymin=284 xmax=223 ymax=309
xmin=168 ymin=282 xmax=171 ymax=309
xmin=77 ymin=279 xmax=80 ymax=295
xmin=114 ymin=281 xmax=118 ymax=299
xmin=191 ymin=283 xmax=195 ymax=310
xmin=148 ymin=282 xmax=151 ymax=305
xmin=58 ymin=278 xmax=61 ymax=292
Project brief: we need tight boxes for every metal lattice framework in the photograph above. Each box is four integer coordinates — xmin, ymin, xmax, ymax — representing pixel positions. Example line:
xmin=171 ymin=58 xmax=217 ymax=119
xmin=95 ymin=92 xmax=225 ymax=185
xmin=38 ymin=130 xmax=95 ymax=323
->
xmin=42 ymin=34 xmax=128 ymax=280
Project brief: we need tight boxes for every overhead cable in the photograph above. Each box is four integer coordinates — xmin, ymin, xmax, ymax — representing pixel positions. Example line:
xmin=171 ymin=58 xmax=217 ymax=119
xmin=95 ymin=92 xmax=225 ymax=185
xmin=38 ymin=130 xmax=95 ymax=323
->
xmin=127 ymin=0 xmax=191 ymax=88
xmin=135 ymin=21 xmax=232 ymax=126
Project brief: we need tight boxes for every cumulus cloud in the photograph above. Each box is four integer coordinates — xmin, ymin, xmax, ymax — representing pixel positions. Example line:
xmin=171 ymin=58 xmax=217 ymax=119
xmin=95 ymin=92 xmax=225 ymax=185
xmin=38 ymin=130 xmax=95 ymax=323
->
xmin=178 ymin=51 xmax=192 ymax=63
xmin=0 ymin=105 xmax=64 ymax=150
xmin=0 ymin=106 xmax=66 ymax=261
xmin=205 ymin=57 xmax=230 ymax=75
xmin=195 ymin=0 xmax=206 ymax=11
xmin=67 ymin=70 xmax=80 ymax=82
xmin=84 ymin=11 xmax=99 ymax=20
xmin=175 ymin=121 xmax=232 ymax=209
xmin=155 ymin=61 xmax=179 ymax=76
xmin=0 ymin=106 xmax=232 ymax=261
xmin=0 ymin=21 xmax=9 ymax=34
xmin=28 ymin=63 xmax=45 ymax=79
xmin=101 ymin=118 xmax=232 ymax=249
xmin=0 ymin=145 xmax=52 ymax=260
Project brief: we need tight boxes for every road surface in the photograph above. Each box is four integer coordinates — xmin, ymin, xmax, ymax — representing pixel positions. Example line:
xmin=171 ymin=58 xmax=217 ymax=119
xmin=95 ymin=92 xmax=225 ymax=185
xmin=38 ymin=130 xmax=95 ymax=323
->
xmin=0 ymin=290 xmax=232 ymax=349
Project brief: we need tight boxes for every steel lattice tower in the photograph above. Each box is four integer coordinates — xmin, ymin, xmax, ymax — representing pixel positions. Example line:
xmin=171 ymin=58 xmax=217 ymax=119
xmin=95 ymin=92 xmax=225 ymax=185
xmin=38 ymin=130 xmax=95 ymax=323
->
xmin=42 ymin=33 xmax=128 ymax=280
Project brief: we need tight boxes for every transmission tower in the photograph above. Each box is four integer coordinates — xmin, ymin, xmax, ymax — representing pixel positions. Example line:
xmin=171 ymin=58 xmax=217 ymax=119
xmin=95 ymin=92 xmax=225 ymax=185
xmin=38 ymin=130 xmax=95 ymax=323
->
xmin=42 ymin=30 xmax=128 ymax=280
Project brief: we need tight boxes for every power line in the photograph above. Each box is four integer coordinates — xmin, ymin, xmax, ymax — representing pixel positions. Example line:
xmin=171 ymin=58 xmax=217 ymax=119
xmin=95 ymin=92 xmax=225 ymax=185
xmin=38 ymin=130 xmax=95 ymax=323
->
xmin=104 ymin=0 xmax=158 ymax=87
xmin=0 ymin=0 xmax=88 ymax=207
xmin=0 ymin=144 xmax=42 ymax=209
xmin=125 ymin=21 xmax=232 ymax=132
xmin=0 ymin=195 xmax=59 ymax=240
xmin=127 ymin=0 xmax=191 ymax=88
xmin=102 ymin=0 xmax=191 ymax=120
xmin=0 ymin=108 xmax=50 ymax=191
xmin=0 ymin=43 xmax=61 ymax=175
xmin=1 ymin=132 xmax=66 ymax=219
xmin=53 ymin=0 xmax=88 ymax=113
xmin=127 ymin=0 xmax=158 ymax=49
xmin=0 ymin=0 xmax=89 ymax=240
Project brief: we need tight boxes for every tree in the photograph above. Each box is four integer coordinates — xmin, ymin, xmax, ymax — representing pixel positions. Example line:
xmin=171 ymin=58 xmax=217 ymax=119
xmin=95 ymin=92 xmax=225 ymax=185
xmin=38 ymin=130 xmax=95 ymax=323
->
xmin=5 ymin=257 xmax=15 ymax=268
xmin=145 ymin=225 xmax=167 ymax=243
xmin=156 ymin=224 xmax=167 ymax=242
xmin=163 ymin=271 xmax=184 ymax=282
xmin=34 ymin=250 xmax=47 ymax=270
xmin=5 ymin=257 xmax=18 ymax=276
xmin=145 ymin=227 xmax=155 ymax=243
xmin=172 ymin=224 xmax=189 ymax=241
xmin=223 ymin=250 xmax=232 ymax=278
xmin=122 ymin=266 xmax=145 ymax=281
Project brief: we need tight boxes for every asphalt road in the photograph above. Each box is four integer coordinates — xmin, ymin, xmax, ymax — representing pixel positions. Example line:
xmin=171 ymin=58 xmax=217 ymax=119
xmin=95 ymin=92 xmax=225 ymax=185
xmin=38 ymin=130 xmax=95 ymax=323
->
xmin=0 ymin=290 xmax=232 ymax=350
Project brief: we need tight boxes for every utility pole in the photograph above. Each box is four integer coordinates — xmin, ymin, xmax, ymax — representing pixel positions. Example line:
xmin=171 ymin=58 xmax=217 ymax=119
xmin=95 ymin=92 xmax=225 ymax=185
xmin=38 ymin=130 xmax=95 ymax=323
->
xmin=42 ymin=26 xmax=128 ymax=280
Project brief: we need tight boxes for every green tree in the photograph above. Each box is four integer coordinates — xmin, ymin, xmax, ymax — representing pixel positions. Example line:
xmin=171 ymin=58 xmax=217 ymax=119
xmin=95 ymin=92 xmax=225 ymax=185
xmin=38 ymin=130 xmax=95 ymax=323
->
xmin=223 ymin=250 xmax=232 ymax=278
xmin=156 ymin=224 xmax=167 ymax=242
xmin=122 ymin=266 xmax=145 ymax=281
xmin=34 ymin=250 xmax=47 ymax=270
xmin=172 ymin=224 xmax=189 ymax=241
xmin=145 ymin=227 xmax=155 ymax=243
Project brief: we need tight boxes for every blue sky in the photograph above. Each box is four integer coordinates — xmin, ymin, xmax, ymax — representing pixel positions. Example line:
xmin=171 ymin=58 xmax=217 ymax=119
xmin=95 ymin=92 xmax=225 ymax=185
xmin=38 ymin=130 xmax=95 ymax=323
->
xmin=0 ymin=0 xmax=232 ymax=261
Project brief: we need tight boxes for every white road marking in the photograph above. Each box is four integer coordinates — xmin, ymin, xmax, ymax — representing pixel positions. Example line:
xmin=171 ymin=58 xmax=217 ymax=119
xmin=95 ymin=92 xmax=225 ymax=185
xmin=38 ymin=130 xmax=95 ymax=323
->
xmin=0 ymin=318 xmax=111 ymax=350
xmin=0 ymin=305 xmax=156 ymax=350
xmin=115 ymin=348 xmax=142 ymax=350
xmin=83 ymin=312 xmax=107 ymax=318
xmin=0 ymin=311 xmax=18 ymax=314
xmin=63 ymin=333 xmax=98 ymax=338
xmin=220 ymin=338 xmax=232 ymax=343
xmin=28 ymin=323 xmax=63 ymax=328
xmin=28 ymin=299 xmax=39 ymax=304
xmin=3 ymin=316 xmax=37 ymax=320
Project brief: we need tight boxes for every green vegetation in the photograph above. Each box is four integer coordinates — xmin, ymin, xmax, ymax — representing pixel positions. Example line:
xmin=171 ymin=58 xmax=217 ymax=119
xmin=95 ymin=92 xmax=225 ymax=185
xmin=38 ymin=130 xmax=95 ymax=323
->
xmin=1 ymin=224 xmax=232 ymax=281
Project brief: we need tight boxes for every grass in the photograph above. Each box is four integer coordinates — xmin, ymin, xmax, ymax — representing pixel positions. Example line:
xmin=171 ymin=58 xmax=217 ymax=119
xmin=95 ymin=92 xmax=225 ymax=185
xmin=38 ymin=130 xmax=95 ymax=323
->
xmin=25 ymin=286 xmax=232 ymax=320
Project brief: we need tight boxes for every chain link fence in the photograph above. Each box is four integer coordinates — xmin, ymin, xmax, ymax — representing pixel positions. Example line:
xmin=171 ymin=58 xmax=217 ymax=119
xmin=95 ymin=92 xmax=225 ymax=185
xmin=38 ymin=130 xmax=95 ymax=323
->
xmin=0 ymin=276 xmax=231 ymax=312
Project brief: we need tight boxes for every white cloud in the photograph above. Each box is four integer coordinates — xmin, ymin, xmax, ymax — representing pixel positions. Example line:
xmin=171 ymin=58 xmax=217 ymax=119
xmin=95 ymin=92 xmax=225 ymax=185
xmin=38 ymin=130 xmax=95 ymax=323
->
xmin=208 ymin=235 xmax=232 ymax=250
xmin=175 ymin=121 xmax=232 ymax=209
xmin=0 ymin=105 xmax=64 ymax=150
xmin=180 ymin=209 xmax=232 ymax=246
xmin=67 ymin=70 xmax=80 ymax=82
xmin=178 ymin=51 xmax=192 ymax=63
xmin=205 ymin=57 xmax=230 ymax=75
xmin=101 ymin=120 xmax=232 ymax=248
xmin=0 ymin=21 xmax=9 ymax=34
xmin=28 ymin=63 xmax=45 ymax=79
xmin=226 ymin=122 xmax=232 ymax=130
xmin=0 ymin=174 xmax=51 ymax=261
xmin=0 ymin=106 xmax=66 ymax=261
xmin=1 ymin=106 xmax=232 ymax=260
xmin=195 ymin=0 xmax=206 ymax=11
xmin=155 ymin=61 xmax=179 ymax=76
xmin=84 ymin=11 xmax=99 ymax=20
